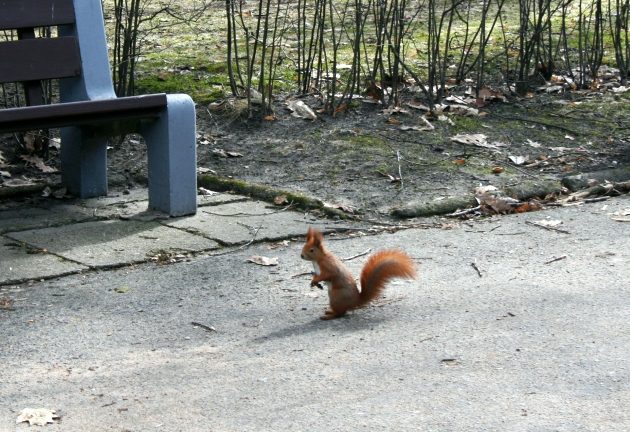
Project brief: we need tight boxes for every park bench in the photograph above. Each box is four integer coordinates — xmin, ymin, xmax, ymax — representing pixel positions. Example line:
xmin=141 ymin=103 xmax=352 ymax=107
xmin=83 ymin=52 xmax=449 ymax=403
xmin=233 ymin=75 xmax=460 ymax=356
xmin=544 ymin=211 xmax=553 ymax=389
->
xmin=0 ymin=0 xmax=197 ymax=216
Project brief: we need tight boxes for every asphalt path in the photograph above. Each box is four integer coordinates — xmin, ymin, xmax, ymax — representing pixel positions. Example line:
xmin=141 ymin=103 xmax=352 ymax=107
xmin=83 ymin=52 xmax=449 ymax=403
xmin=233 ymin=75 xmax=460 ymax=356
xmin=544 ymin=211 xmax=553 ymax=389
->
xmin=1 ymin=195 xmax=629 ymax=431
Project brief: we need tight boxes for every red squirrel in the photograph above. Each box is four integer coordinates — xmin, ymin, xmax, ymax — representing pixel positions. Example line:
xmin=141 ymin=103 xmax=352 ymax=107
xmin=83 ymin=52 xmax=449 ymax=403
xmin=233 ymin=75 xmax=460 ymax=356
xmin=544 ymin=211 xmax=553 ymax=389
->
xmin=301 ymin=227 xmax=417 ymax=320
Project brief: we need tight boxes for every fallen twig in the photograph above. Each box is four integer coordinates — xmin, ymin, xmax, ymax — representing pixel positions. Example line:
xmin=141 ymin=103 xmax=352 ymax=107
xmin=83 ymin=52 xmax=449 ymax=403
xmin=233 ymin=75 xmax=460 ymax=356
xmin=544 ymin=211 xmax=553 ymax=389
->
xmin=544 ymin=255 xmax=567 ymax=265
xmin=525 ymin=220 xmax=570 ymax=234
xmin=343 ymin=248 xmax=372 ymax=261
xmin=210 ymin=224 xmax=263 ymax=256
xmin=446 ymin=205 xmax=481 ymax=217
xmin=396 ymin=149 xmax=404 ymax=190
xmin=191 ymin=321 xmax=216 ymax=332
xmin=561 ymin=181 xmax=630 ymax=205
xmin=583 ymin=197 xmax=609 ymax=203
xmin=471 ymin=262 xmax=483 ymax=278
xmin=420 ymin=116 xmax=435 ymax=130
xmin=374 ymin=296 xmax=406 ymax=308
xmin=203 ymin=202 xmax=295 ymax=217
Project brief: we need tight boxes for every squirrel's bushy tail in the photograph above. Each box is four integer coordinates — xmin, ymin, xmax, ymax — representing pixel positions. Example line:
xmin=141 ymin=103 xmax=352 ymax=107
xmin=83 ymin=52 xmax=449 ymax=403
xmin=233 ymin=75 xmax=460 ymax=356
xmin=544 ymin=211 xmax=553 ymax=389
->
xmin=358 ymin=250 xmax=417 ymax=308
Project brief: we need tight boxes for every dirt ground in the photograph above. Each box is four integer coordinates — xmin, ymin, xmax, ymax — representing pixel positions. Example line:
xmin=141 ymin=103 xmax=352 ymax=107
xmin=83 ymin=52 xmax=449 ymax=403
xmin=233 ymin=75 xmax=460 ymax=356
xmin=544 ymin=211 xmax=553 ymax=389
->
xmin=1 ymin=89 xmax=629 ymax=220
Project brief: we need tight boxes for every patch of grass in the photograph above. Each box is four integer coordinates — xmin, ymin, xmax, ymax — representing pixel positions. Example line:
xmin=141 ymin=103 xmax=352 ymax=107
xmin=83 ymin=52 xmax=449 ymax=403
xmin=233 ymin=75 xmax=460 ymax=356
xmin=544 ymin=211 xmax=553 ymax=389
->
xmin=136 ymin=71 xmax=226 ymax=103
xmin=451 ymin=115 xmax=484 ymax=132
xmin=345 ymin=134 xmax=389 ymax=150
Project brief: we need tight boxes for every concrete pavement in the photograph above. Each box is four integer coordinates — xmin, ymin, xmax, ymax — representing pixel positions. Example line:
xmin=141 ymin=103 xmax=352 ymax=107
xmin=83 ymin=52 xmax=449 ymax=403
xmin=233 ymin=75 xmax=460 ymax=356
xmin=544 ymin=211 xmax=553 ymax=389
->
xmin=0 ymin=190 xmax=355 ymax=286
xmin=1 ymin=190 xmax=629 ymax=431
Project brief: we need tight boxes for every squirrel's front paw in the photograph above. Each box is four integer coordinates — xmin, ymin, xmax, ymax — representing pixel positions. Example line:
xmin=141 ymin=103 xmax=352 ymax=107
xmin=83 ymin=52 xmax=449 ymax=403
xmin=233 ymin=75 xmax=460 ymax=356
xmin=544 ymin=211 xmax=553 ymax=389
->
xmin=310 ymin=280 xmax=324 ymax=289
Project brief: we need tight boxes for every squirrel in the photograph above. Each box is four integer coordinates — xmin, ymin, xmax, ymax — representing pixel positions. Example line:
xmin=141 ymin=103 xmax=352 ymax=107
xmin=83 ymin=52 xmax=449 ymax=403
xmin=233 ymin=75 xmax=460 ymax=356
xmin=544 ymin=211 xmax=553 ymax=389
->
xmin=300 ymin=227 xmax=417 ymax=320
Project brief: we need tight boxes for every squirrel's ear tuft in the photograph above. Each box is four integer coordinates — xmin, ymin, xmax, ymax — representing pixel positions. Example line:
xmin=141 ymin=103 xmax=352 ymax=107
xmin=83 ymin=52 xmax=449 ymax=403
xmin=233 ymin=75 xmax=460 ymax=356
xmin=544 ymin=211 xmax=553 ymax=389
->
xmin=312 ymin=228 xmax=323 ymax=245
xmin=306 ymin=227 xmax=323 ymax=245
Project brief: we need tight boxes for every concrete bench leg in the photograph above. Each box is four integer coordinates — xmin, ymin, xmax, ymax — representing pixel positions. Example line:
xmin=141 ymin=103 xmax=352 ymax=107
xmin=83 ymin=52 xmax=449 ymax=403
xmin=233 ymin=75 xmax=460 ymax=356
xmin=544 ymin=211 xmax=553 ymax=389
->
xmin=60 ymin=126 xmax=108 ymax=198
xmin=141 ymin=94 xmax=197 ymax=216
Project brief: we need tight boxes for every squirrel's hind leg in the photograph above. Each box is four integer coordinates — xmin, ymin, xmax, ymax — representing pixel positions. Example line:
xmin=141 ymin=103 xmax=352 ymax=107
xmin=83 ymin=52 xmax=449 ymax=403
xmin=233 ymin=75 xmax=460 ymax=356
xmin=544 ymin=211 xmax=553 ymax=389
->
xmin=321 ymin=308 xmax=346 ymax=320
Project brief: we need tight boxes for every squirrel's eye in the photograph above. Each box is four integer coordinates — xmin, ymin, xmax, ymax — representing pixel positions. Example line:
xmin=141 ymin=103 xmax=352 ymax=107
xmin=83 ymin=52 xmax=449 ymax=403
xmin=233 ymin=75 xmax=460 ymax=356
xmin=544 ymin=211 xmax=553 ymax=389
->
xmin=310 ymin=248 xmax=315 ymax=253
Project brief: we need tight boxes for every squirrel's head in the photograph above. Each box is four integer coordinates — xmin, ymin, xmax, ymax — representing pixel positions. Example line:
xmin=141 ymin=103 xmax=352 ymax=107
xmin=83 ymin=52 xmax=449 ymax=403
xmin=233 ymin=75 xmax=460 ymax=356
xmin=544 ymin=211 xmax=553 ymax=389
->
xmin=301 ymin=227 xmax=324 ymax=261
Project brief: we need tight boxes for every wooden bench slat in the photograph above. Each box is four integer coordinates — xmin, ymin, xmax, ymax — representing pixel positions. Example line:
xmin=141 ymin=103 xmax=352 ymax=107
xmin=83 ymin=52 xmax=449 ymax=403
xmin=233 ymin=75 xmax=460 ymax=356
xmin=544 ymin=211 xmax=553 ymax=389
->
xmin=0 ymin=94 xmax=168 ymax=133
xmin=0 ymin=37 xmax=81 ymax=83
xmin=0 ymin=0 xmax=75 ymax=30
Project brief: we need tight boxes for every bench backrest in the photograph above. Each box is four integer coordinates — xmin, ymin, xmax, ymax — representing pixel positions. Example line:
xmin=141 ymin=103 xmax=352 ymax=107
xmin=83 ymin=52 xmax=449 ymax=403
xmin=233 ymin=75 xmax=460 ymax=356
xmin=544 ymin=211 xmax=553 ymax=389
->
xmin=0 ymin=0 xmax=117 ymax=105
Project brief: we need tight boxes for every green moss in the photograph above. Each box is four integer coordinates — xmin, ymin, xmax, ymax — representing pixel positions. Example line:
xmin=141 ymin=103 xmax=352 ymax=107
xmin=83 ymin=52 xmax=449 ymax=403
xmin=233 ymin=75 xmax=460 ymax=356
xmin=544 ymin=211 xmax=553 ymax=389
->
xmin=136 ymin=72 xmax=226 ymax=103
xmin=452 ymin=115 xmax=483 ymax=132
xmin=197 ymin=174 xmax=358 ymax=219
xmin=345 ymin=134 xmax=388 ymax=149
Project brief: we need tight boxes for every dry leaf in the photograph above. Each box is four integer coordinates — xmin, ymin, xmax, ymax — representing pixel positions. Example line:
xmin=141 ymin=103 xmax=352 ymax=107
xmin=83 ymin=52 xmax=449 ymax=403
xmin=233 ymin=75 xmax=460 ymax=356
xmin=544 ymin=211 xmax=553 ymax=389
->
xmin=2 ymin=178 xmax=36 ymax=187
xmin=526 ymin=139 xmax=542 ymax=148
xmin=451 ymin=134 xmax=501 ymax=151
xmin=453 ymin=159 xmax=466 ymax=165
xmin=365 ymin=82 xmax=383 ymax=100
xmin=477 ymin=86 xmax=506 ymax=102
xmin=449 ymin=104 xmax=480 ymax=117
xmin=246 ymin=87 xmax=263 ymax=103
xmin=274 ymin=195 xmax=289 ymax=205
xmin=268 ymin=240 xmax=290 ymax=250
xmin=16 ymin=408 xmax=59 ymax=426
xmin=491 ymin=166 xmax=505 ymax=174
xmin=514 ymin=201 xmax=543 ymax=213
xmin=48 ymin=137 xmax=61 ymax=150
xmin=53 ymin=187 xmax=67 ymax=199
xmin=475 ymin=186 xmax=521 ymax=214
xmin=114 ymin=286 xmax=131 ymax=293
xmin=334 ymin=103 xmax=349 ymax=116
xmin=247 ymin=255 xmax=279 ymax=266
xmin=323 ymin=202 xmax=356 ymax=213
xmin=437 ymin=115 xmax=455 ymax=125
xmin=475 ymin=185 xmax=498 ymax=195
xmin=534 ymin=219 xmax=563 ymax=227
xmin=508 ymin=155 xmax=529 ymax=165
xmin=0 ymin=170 xmax=10 ymax=178
xmin=382 ymin=106 xmax=409 ymax=116
xmin=445 ymin=95 xmax=472 ymax=105
xmin=212 ymin=148 xmax=228 ymax=158
xmin=610 ymin=208 xmax=630 ymax=222
xmin=400 ymin=124 xmax=433 ymax=132
xmin=287 ymin=100 xmax=317 ymax=121
xmin=263 ymin=115 xmax=276 ymax=121
xmin=20 ymin=155 xmax=57 ymax=173
xmin=377 ymin=171 xmax=401 ymax=183
xmin=0 ymin=296 xmax=14 ymax=310
xmin=198 ymin=187 xmax=217 ymax=196
xmin=23 ymin=132 xmax=46 ymax=153
xmin=405 ymin=102 xmax=430 ymax=111
xmin=226 ymin=151 xmax=243 ymax=158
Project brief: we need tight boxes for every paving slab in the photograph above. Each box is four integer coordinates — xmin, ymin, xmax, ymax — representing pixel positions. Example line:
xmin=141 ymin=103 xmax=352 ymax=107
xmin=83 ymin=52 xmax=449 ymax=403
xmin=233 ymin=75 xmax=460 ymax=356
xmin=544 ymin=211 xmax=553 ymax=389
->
xmin=0 ymin=205 xmax=97 ymax=234
xmin=165 ymin=200 xmax=335 ymax=245
xmin=0 ymin=240 xmax=87 ymax=285
xmin=73 ymin=192 xmax=248 ymax=220
xmin=76 ymin=190 xmax=246 ymax=209
xmin=6 ymin=219 xmax=219 ymax=267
